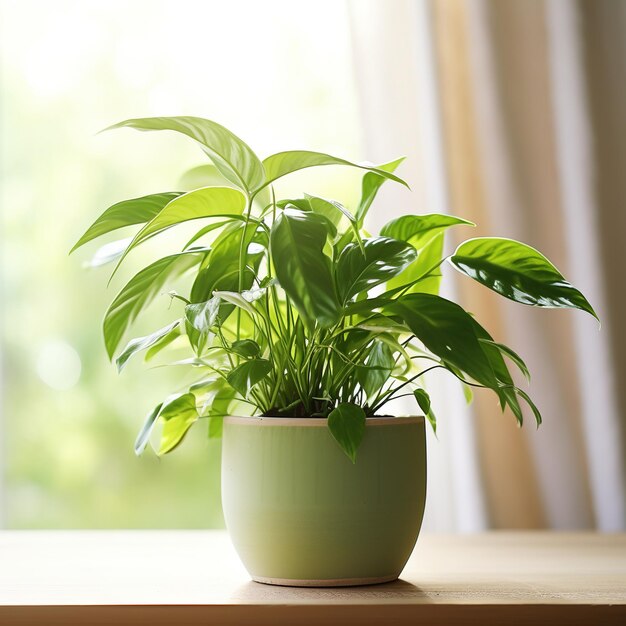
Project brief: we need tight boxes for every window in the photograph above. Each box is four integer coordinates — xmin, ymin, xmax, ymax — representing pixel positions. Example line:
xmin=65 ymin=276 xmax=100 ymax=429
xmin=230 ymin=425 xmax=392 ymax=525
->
xmin=0 ymin=0 xmax=362 ymax=528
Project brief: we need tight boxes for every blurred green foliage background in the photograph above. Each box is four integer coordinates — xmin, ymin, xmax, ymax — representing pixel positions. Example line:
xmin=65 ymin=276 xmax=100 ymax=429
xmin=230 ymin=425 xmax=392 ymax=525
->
xmin=0 ymin=0 xmax=363 ymax=527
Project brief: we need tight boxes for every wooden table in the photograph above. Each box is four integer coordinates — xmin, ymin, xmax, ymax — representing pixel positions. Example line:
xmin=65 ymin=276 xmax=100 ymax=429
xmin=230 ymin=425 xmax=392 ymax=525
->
xmin=1 ymin=531 xmax=625 ymax=625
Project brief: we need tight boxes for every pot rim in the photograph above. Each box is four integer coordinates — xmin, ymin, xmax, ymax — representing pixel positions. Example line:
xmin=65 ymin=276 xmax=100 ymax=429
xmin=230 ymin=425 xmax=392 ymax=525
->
xmin=223 ymin=415 xmax=424 ymax=427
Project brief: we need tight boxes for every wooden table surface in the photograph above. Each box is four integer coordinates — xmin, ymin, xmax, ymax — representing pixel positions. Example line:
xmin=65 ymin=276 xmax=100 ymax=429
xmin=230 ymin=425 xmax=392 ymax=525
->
xmin=1 ymin=531 xmax=625 ymax=625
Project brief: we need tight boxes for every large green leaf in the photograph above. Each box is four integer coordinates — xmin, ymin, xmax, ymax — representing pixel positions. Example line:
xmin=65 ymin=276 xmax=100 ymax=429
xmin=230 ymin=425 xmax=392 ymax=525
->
xmin=382 ymin=214 xmax=473 ymax=295
xmin=116 ymin=320 xmax=180 ymax=372
xmin=158 ymin=392 xmax=199 ymax=454
xmin=270 ymin=209 xmax=340 ymax=327
xmin=380 ymin=213 xmax=473 ymax=243
xmin=327 ymin=403 xmax=366 ymax=463
xmin=450 ymin=238 xmax=598 ymax=319
xmin=190 ymin=222 xmax=266 ymax=304
xmin=336 ymin=237 xmax=417 ymax=303
xmin=260 ymin=150 xmax=408 ymax=191
xmin=385 ymin=294 xmax=498 ymax=388
xmin=355 ymin=158 xmax=405 ymax=226
xmin=306 ymin=194 xmax=355 ymax=229
xmin=71 ymin=192 xmax=182 ymax=253
xmin=226 ymin=359 xmax=272 ymax=397
xmin=118 ymin=186 xmax=246 ymax=267
xmin=105 ymin=116 xmax=265 ymax=193
xmin=103 ymin=250 xmax=205 ymax=359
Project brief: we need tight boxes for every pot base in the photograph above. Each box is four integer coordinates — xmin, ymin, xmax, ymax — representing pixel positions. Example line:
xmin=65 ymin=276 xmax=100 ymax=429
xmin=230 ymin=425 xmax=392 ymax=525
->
xmin=251 ymin=573 xmax=399 ymax=588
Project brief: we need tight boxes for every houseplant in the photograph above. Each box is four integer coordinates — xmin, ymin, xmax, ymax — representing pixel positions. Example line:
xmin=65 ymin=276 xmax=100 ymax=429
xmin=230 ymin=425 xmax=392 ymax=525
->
xmin=72 ymin=116 xmax=596 ymax=586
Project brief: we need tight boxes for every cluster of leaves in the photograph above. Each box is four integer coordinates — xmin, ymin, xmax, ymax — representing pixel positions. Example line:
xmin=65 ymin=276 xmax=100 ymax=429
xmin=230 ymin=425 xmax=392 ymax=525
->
xmin=72 ymin=117 xmax=597 ymax=462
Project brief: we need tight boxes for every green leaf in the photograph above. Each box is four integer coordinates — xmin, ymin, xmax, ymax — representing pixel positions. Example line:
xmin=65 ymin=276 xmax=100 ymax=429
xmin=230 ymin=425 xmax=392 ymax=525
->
xmin=134 ymin=403 xmax=163 ymax=455
xmin=385 ymin=294 xmax=498 ymax=388
xmin=381 ymin=214 xmax=474 ymax=296
xmin=465 ymin=318 xmax=523 ymax=423
xmin=178 ymin=163 xmax=233 ymax=191
xmin=158 ymin=392 xmax=199 ymax=455
xmin=71 ymin=192 xmax=182 ymax=253
xmin=413 ymin=388 xmax=437 ymax=433
xmin=516 ymin=388 xmax=543 ymax=426
xmin=270 ymin=208 xmax=340 ymax=327
xmin=184 ymin=297 xmax=220 ymax=354
xmin=226 ymin=359 xmax=272 ymax=397
xmin=388 ymin=233 xmax=445 ymax=295
xmin=116 ymin=320 xmax=180 ymax=372
xmin=356 ymin=157 xmax=405 ymax=226
xmin=213 ymin=285 xmax=266 ymax=317
xmin=380 ymin=213 xmax=474 ymax=244
xmin=260 ymin=150 xmax=408 ymax=191
xmin=306 ymin=194 xmax=356 ymax=230
xmin=118 ymin=186 xmax=246 ymax=267
xmin=336 ymin=237 xmax=417 ymax=303
xmin=205 ymin=381 xmax=237 ymax=438
xmin=479 ymin=338 xmax=530 ymax=382
xmin=145 ymin=322 xmax=181 ymax=361
xmin=327 ymin=403 xmax=366 ymax=463
xmin=231 ymin=339 xmax=261 ymax=358
xmin=305 ymin=194 xmax=364 ymax=257
xmin=103 ymin=250 xmax=205 ymax=359
xmin=190 ymin=222 xmax=266 ymax=303
xmin=105 ymin=116 xmax=265 ymax=193
xmin=183 ymin=220 xmax=231 ymax=250
xmin=356 ymin=340 xmax=394 ymax=399
xmin=450 ymin=237 xmax=598 ymax=319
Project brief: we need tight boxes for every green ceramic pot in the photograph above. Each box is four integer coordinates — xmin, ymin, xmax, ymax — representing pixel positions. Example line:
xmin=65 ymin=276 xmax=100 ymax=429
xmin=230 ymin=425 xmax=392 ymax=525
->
xmin=221 ymin=415 xmax=426 ymax=587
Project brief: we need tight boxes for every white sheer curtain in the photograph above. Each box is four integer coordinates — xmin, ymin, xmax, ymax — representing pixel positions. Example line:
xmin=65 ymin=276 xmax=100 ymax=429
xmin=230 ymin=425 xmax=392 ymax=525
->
xmin=348 ymin=0 xmax=625 ymax=531
xmin=349 ymin=0 xmax=487 ymax=533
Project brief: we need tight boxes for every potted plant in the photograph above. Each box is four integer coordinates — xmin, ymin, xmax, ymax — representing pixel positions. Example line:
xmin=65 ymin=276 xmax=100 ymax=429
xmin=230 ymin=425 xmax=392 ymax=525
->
xmin=72 ymin=116 xmax=596 ymax=586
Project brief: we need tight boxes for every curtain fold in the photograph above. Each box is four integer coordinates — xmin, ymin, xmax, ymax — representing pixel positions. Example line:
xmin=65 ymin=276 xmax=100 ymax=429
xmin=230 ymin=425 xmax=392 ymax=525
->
xmin=348 ymin=0 xmax=625 ymax=530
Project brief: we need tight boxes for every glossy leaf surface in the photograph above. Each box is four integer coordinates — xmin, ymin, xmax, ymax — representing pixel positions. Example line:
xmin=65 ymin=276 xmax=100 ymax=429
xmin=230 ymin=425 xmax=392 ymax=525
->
xmin=386 ymin=294 xmax=498 ymax=388
xmin=105 ymin=117 xmax=265 ymax=193
xmin=231 ymin=339 xmax=261 ymax=358
xmin=450 ymin=238 xmax=597 ymax=318
xmin=261 ymin=150 xmax=408 ymax=190
xmin=327 ymin=403 xmax=366 ymax=463
xmin=355 ymin=158 xmax=405 ymax=226
xmin=185 ymin=297 xmax=220 ymax=354
xmin=356 ymin=340 xmax=394 ymax=399
xmin=226 ymin=359 xmax=272 ymax=397
xmin=380 ymin=213 xmax=473 ymax=243
xmin=190 ymin=222 xmax=265 ymax=304
xmin=121 ymin=186 xmax=245 ymax=264
xmin=270 ymin=209 xmax=340 ymax=327
xmin=336 ymin=237 xmax=416 ymax=303
xmin=382 ymin=214 xmax=472 ymax=295
xmin=71 ymin=192 xmax=182 ymax=253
